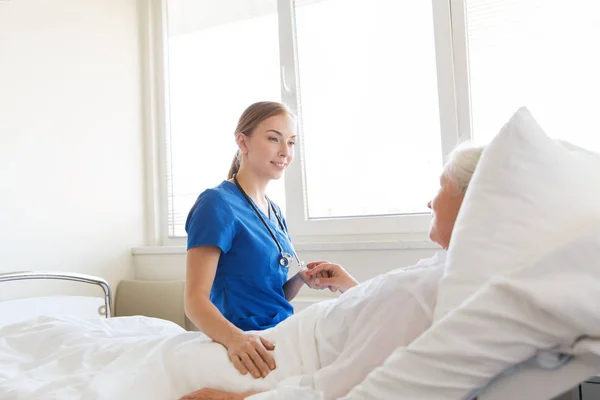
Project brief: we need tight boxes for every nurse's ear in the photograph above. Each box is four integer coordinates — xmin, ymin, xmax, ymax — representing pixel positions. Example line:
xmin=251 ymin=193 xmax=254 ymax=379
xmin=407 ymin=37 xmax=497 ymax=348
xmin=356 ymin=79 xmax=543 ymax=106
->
xmin=236 ymin=132 xmax=250 ymax=155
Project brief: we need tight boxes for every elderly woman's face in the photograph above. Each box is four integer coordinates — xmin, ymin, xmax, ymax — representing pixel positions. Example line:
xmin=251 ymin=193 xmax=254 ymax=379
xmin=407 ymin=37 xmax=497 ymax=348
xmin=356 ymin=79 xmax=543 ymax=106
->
xmin=427 ymin=174 xmax=464 ymax=250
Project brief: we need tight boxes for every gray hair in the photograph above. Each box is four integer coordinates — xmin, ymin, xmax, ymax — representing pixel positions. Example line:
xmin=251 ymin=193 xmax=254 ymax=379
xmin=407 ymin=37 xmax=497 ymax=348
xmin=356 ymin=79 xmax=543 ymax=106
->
xmin=442 ymin=143 xmax=485 ymax=194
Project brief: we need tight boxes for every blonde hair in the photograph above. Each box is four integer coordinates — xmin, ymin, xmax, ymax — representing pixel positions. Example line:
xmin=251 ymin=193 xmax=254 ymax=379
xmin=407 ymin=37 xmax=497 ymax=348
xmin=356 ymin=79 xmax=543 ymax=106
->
xmin=227 ymin=101 xmax=295 ymax=179
xmin=442 ymin=143 xmax=485 ymax=194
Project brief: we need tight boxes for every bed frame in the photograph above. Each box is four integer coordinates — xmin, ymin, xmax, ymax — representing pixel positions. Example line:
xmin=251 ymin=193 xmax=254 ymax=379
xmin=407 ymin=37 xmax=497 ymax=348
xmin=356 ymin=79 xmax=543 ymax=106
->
xmin=0 ymin=271 xmax=112 ymax=318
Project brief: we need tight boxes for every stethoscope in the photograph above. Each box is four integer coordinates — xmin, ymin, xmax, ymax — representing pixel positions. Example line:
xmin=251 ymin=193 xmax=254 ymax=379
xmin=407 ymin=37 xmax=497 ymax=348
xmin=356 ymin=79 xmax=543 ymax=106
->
xmin=233 ymin=175 xmax=302 ymax=269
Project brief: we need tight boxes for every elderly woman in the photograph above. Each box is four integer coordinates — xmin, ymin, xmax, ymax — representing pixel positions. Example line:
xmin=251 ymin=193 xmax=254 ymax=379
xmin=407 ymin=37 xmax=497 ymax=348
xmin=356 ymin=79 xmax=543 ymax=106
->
xmin=175 ymin=144 xmax=485 ymax=400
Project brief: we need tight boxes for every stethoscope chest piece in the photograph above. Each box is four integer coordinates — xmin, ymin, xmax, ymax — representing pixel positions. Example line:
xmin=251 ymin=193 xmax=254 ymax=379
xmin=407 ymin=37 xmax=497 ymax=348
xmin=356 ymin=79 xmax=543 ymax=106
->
xmin=279 ymin=252 xmax=292 ymax=268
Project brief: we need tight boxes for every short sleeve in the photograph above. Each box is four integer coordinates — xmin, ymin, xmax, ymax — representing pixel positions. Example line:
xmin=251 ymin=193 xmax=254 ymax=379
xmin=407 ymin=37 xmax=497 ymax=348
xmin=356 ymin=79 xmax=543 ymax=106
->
xmin=185 ymin=189 xmax=236 ymax=252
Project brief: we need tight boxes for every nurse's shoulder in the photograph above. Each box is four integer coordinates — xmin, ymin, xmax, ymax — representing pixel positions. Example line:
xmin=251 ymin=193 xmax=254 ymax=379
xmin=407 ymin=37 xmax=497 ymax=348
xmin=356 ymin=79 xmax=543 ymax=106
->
xmin=187 ymin=181 xmax=239 ymax=219
xmin=185 ymin=181 xmax=240 ymax=252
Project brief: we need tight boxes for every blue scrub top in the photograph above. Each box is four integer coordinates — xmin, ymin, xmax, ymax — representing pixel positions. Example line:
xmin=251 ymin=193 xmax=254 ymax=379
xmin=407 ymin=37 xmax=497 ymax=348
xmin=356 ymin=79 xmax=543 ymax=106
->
xmin=185 ymin=180 xmax=294 ymax=331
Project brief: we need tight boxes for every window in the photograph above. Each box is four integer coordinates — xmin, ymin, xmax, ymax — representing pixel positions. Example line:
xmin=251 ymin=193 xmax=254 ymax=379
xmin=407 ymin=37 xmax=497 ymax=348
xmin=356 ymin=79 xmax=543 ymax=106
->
xmin=164 ymin=0 xmax=285 ymax=237
xmin=156 ymin=0 xmax=454 ymax=242
xmin=151 ymin=0 xmax=600 ymax=244
xmin=294 ymin=0 xmax=442 ymax=219
xmin=464 ymin=0 xmax=600 ymax=151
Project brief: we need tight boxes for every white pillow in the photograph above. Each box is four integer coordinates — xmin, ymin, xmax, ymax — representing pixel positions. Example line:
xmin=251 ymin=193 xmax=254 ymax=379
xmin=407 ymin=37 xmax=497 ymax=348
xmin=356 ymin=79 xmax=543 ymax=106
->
xmin=433 ymin=107 xmax=600 ymax=322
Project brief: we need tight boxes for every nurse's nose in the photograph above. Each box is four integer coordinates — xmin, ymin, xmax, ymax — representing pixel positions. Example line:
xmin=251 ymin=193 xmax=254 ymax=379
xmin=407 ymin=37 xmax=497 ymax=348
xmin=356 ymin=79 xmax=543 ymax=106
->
xmin=279 ymin=143 xmax=290 ymax=158
xmin=427 ymin=200 xmax=432 ymax=209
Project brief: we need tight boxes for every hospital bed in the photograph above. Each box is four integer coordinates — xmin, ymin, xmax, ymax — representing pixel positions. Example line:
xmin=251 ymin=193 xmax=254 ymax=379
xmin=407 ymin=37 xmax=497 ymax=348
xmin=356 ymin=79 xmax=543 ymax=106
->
xmin=0 ymin=271 xmax=594 ymax=400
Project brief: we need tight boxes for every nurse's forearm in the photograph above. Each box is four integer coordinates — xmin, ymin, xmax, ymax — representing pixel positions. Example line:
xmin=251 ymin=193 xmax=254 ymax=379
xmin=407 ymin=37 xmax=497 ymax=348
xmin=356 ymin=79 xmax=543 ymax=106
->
xmin=283 ymin=272 xmax=305 ymax=301
xmin=185 ymin=295 xmax=243 ymax=347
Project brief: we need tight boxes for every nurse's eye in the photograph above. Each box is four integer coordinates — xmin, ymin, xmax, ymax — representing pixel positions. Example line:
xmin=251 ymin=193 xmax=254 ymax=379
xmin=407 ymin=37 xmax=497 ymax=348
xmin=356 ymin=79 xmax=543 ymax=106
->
xmin=268 ymin=137 xmax=279 ymax=143
xmin=288 ymin=141 xmax=296 ymax=146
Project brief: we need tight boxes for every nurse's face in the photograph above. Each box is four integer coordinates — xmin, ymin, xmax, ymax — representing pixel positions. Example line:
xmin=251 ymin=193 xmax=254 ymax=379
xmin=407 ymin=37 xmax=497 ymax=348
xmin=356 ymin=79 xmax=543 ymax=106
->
xmin=427 ymin=174 xmax=464 ymax=250
xmin=240 ymin=113 xmax=296 ymax=181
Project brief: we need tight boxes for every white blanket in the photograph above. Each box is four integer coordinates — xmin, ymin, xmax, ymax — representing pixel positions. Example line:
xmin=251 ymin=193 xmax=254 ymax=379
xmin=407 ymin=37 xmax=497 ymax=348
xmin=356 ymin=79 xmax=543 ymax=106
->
xmin=0 ymin=255 xmax=445 ymax=400
xmin=0 ymin=308 xmax=314 ymax=399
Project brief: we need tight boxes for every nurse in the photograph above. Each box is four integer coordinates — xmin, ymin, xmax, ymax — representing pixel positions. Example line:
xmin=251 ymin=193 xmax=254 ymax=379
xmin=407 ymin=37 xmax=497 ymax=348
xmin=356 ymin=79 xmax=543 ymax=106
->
xmin=184 ymin=101 xmax=325 ymax=381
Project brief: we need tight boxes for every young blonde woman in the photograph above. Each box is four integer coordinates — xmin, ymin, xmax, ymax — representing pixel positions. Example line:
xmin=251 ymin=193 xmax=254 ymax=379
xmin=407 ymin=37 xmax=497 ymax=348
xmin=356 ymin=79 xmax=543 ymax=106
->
xmin=184 ymin=101 xmax=329 ymax=381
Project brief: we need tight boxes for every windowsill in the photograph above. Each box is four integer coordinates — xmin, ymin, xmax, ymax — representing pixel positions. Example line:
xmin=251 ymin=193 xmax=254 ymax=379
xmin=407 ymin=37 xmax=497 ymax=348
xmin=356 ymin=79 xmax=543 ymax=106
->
xmin=132 ymin=239 xmax=439 ymax=255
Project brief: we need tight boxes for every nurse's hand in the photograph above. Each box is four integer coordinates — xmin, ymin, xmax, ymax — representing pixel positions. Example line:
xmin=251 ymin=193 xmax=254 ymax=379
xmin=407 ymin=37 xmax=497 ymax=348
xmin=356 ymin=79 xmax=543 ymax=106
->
xmin=305 ymin=262 xmax=359 ymax=293
xmin=225 ymin=332 xmax=276 ymax=379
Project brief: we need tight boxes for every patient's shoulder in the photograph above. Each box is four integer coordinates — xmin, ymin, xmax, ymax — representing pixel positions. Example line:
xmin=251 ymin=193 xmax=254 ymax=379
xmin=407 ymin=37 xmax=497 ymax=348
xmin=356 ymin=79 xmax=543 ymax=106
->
xmin=379 ymin=251 xmax=446 ymax=281
xmin=343 ymin=254 xmax=445 ymax=304
xmin=403 ymin=251 xmax=447 ymax=271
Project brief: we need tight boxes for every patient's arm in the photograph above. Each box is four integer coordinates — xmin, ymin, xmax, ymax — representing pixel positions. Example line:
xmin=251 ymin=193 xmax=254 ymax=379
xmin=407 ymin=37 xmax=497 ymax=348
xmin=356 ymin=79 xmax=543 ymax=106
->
xmin=304 ymin=262 xmax=358 ymax=293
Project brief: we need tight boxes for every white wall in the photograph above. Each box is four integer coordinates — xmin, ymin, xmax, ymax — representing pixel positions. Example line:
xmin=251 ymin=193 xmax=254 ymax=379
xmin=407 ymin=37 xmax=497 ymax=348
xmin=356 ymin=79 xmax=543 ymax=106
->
xmin=0 ymin=0 xmax=145 ymax=300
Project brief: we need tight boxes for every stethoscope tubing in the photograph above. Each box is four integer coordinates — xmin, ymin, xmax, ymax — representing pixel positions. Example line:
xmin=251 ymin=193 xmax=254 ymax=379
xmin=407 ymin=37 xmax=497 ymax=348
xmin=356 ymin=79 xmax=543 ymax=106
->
xmin=233 ymin=175 xmax=298 ymax=268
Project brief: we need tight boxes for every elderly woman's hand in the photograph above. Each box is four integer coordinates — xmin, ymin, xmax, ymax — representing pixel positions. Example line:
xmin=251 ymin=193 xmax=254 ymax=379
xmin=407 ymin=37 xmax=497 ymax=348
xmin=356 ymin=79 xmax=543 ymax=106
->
xmin=179 ymin=388 xmax=257 ymax=400
xmin=304 ymin=261 xmax=359 ymax=293
xmin=298 ymin=260 xmax=330 ymax=290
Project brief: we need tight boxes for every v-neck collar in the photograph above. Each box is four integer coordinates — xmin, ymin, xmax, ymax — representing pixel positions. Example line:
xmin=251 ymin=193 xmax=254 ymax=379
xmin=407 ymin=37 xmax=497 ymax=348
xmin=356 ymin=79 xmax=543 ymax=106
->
xmin=225 ymin=180 xmax=273 ymax=221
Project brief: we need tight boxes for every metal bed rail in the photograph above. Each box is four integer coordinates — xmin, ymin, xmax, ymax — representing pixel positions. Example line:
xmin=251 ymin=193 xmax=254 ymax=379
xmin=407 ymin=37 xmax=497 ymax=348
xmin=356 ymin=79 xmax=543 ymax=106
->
xmin=0 ymin=271 xmax=112 ymax=317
